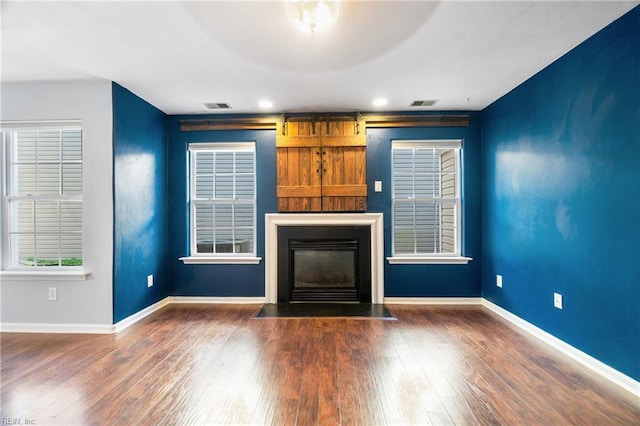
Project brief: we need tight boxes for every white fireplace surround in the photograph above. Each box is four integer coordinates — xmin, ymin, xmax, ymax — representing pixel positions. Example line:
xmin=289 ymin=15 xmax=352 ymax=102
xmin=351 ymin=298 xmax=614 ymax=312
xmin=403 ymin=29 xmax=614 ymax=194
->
xmin=265 ymin=213 xmax=384 ymax=304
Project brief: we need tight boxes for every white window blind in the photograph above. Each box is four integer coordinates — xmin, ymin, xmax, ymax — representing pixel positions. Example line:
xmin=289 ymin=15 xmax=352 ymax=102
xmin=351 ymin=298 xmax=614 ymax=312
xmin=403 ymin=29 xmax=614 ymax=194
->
xmin=391 ymin=140 xmax=461 ymax=256
xmin=188 ymin=143 xmax=256 ymax=256
xmin=2 ymin=123 xmax=83 ymax=268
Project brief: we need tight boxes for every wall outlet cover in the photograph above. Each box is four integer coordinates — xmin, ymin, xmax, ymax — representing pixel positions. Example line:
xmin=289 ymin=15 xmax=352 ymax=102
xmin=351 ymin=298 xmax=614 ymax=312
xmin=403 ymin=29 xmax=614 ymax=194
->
xmin=48 ymin=287 xmax=58 ymax=301
xmin=147 ymin=275 xmax=154 ymax=288
xmin=496 ymin=275 xmax=503 ymax=288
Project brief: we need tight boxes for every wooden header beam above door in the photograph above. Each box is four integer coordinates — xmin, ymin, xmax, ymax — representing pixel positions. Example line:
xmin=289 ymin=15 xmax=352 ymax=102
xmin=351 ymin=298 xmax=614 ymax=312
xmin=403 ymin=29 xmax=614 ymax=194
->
xmin=180 ymin=116 xmax=281 ymax=131
xmin=179 ymin=113 xmax=469 ymax=131
xmin=361 ymin=114 xmax=469 ymax=128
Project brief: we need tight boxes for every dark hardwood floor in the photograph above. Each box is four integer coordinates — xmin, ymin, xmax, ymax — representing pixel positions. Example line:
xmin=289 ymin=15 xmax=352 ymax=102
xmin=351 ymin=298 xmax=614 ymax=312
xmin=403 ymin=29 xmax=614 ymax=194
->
xmin=1 ymin=304 xmax=638 ymax=425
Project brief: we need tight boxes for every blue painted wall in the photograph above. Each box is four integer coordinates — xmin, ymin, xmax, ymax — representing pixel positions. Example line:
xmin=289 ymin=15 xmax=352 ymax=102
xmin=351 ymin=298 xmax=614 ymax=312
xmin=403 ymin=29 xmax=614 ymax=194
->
xmin=482 ymin=7 xmax=639 ymax=381
xmin=367 ymin=117 xmax=483 ymax=297
xmin=167 ymin=119 xmax=277 ymax=296
xmin=113 ymin=83 xmax=169 ymax=322
xmin=167 ymin=113 xmax=482 ymax=297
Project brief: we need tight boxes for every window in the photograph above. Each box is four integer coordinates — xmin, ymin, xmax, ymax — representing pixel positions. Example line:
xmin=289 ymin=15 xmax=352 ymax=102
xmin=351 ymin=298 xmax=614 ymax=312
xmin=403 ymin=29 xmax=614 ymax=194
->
xmin=185 ymin=142 xmax=257 ymax=262
xmin=390 ymin=140 xmax=468 ymax=263
xmin=1 ymin=122 xmax=83 ymax=269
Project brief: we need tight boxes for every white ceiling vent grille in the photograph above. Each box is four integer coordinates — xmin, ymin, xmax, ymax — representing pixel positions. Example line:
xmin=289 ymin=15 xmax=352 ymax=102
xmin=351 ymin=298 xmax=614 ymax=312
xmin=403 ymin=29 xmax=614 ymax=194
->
xmin=410 ymin=100 xmax=438 ymax=107
xmin=204 ymin=102 xmax=232 ymax=110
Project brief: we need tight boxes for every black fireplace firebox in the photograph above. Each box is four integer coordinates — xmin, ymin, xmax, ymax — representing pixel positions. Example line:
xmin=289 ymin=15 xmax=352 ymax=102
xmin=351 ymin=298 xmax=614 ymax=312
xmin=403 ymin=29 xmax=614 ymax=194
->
xmin=277 ymin=226 xmax=372 ymax=303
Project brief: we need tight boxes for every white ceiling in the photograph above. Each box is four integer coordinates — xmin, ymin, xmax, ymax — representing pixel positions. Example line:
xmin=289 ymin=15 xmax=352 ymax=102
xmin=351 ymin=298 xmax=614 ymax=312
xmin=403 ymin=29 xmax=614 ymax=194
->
xmin=2 ymin=1 xmax=637 ymax=115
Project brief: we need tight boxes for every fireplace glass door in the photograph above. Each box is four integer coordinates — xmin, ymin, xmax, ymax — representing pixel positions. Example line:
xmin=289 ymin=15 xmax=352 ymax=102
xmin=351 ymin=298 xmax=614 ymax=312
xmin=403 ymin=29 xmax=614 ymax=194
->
xmin=290 ymin=240 xmax=358 ymax=302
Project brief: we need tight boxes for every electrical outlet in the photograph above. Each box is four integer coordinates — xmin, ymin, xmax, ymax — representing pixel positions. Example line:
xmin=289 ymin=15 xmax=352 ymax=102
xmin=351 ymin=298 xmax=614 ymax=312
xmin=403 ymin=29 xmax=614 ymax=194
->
xmin=374 ymin=181 xmax=383 ymax=192
xmin=496 ymin=275 xmax=503 ymax=288
xmin=554 ymin=292 xmax=563 ymax=309
xmin=48 ymin=287 xmax=57 ymax=301
xmin=147 ymin=274 xmax=154 ymax=288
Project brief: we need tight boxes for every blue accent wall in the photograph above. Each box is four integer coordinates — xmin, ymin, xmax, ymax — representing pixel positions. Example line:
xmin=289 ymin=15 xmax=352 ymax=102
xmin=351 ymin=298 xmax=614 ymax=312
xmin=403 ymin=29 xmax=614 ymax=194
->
xmin=113 ymin=83 xmax=169 ymax=322
xmin=482 ymin=7 xmax=639 ymax=381
xmin=367 ymin=117 xmax=483 ymax=297
xmin=167 ymin=118 xmax=277 ymax=296
xmin=167 ymin=113 xmax=482 ymax=298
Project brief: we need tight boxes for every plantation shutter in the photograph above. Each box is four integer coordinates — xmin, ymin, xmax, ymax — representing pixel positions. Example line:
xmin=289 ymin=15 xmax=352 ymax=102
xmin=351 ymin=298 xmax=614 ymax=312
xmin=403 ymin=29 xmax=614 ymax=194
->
xmin=391 ymin=140 xmax=461 ymax=256
xmin=189 ymin=143 xmax=256 ymax=255
xmin=2 ymin=121 xmax=83 ymax=267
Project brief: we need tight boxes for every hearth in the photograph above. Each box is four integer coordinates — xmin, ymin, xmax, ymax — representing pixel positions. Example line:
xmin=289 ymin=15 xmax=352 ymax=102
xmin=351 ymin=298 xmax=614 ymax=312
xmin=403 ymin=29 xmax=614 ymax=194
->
xmin=277 ymin=226 xmax=371 ymax=303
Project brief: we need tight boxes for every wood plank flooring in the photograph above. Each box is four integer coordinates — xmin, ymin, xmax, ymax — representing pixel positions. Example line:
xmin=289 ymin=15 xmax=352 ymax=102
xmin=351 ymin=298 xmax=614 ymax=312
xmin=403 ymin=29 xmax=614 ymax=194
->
xmin=1 ymin=304 xmax=638 ymax=425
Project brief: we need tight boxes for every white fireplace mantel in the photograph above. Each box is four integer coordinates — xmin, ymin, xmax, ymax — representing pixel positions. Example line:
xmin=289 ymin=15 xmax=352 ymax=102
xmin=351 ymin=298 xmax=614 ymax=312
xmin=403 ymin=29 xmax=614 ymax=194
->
xmin=265 ymin=213 xmax=384 ymax=304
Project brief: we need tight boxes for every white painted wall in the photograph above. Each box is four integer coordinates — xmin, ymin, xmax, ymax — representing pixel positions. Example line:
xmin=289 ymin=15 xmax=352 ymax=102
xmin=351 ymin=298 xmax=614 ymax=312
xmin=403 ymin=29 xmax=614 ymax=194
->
xmin=0 ymin=80 xmax=113 ymax=326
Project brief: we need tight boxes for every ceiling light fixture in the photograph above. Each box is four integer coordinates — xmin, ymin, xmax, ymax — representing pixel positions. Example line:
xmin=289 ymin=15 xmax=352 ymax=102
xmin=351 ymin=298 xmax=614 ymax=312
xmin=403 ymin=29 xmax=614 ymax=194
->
xmin=258 ymin=100 xmax=274 ymax=109
xmin=285 ymin=0 xmax=340 ymax=34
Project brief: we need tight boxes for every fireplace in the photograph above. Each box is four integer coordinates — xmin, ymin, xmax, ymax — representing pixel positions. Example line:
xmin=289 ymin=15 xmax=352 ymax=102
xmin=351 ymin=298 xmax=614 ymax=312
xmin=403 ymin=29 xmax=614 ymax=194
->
xmin=265 ymin=213 xmax=384 ymax=304
xmin=277 ymin=226 xmax=371 ymax=303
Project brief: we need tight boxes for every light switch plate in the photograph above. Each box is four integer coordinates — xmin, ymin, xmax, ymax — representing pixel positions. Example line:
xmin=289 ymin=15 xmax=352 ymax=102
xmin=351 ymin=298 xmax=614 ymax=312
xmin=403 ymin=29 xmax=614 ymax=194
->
xmin=374 ymin=181 xmax=382 ymax=192
xmin=554 ymin=293 xmax=563 ymax=309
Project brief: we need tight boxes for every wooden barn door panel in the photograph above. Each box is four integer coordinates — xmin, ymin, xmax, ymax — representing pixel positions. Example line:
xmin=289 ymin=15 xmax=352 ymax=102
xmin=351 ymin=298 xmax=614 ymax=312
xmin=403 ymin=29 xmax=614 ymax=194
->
xmin=276 ymin=121 xmax=322 ymax=212
xmin=321 ymin=120 xmax=367 ymax=212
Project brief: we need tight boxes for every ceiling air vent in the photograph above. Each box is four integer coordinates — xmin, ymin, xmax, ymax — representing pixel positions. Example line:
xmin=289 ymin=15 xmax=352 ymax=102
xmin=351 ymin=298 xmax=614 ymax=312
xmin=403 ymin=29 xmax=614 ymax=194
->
xmin=410 ymin=100 xmax=438 ymax=107
xmin=204 ymin=102 xmax=232 ymax=110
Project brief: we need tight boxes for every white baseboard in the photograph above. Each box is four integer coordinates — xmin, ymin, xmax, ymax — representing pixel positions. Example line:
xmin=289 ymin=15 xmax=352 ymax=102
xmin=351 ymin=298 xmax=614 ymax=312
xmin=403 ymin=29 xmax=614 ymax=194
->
xmin=384 ymin=297 xmax=482 ymax=305
xmin=0 ymin=298 xmax=172 ymax=334
xmin=0 ymin=322 xmax=114 ymax=334
xmin=113 ymin=297 xmax=171 ymax=333
xmin=481 ymin=299 xmax=640 ymax=398
xmin=168 ymin=296 xmax=265 ymax=304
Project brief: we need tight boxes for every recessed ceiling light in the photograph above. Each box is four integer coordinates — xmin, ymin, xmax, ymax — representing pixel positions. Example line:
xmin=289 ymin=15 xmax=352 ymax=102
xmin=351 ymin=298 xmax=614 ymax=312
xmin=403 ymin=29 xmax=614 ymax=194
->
xmin=258 ymin=100 xmax=273 ymax=109
xmin=372 ymin=98 xmax=388 ymax=107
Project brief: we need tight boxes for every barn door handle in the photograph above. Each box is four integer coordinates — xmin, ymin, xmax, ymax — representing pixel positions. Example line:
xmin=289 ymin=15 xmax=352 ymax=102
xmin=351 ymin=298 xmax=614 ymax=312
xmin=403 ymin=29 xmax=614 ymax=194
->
xmin=321 ymin=151 xmax=327 ymax=175
xmin=315 ymin=151 xmax=322 ymax=175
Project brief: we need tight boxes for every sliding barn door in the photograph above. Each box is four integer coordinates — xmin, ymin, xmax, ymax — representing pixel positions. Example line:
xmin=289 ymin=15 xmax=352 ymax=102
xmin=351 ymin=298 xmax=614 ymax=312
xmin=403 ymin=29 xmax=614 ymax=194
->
xmin=321 ymin=120 xmax=367 ymax=211
xmin=276 ymin=120 xmax=322 ymax=212
xmin=276 ymin=117 xmax=367 ymax=212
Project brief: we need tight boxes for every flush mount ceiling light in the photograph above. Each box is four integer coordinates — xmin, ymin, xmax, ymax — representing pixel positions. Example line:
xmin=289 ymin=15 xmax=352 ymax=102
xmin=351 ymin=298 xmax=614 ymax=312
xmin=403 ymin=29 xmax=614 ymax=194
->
xmin=285 ymin=0 xmax=340 ymax=34
xmin=258 ymin=100 xmax=274 ymax=109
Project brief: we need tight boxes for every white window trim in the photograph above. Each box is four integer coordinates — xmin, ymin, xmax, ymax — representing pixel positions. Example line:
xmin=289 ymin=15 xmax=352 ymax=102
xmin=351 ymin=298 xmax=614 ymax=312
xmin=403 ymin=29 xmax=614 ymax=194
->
xmin=1 ymin=121 xmax=86 ymax=272
xmin=179 ymin=256 xmax=262 ymax=265
xmin=0 ymin=120 xmax=82 ymax=131
xmin=0 ymin=270 xmax=89 ymax=281
xmin=185 ymin=142 xmax=258 ymax=263
xmin=390 ymin=139 xmax=469 ymax=264
xmin=387 ymin=256 xmax=472 ymax=265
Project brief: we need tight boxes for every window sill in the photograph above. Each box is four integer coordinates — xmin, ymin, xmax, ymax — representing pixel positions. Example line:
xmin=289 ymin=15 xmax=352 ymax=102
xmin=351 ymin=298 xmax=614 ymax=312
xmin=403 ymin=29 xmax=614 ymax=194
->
xmin=179 ymin=256 xmax=262 ymax=265
xmin=387 ymin=256 xmax=472 ymax=265
xmin=0 ymin=270 xmax=89 ymax=281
